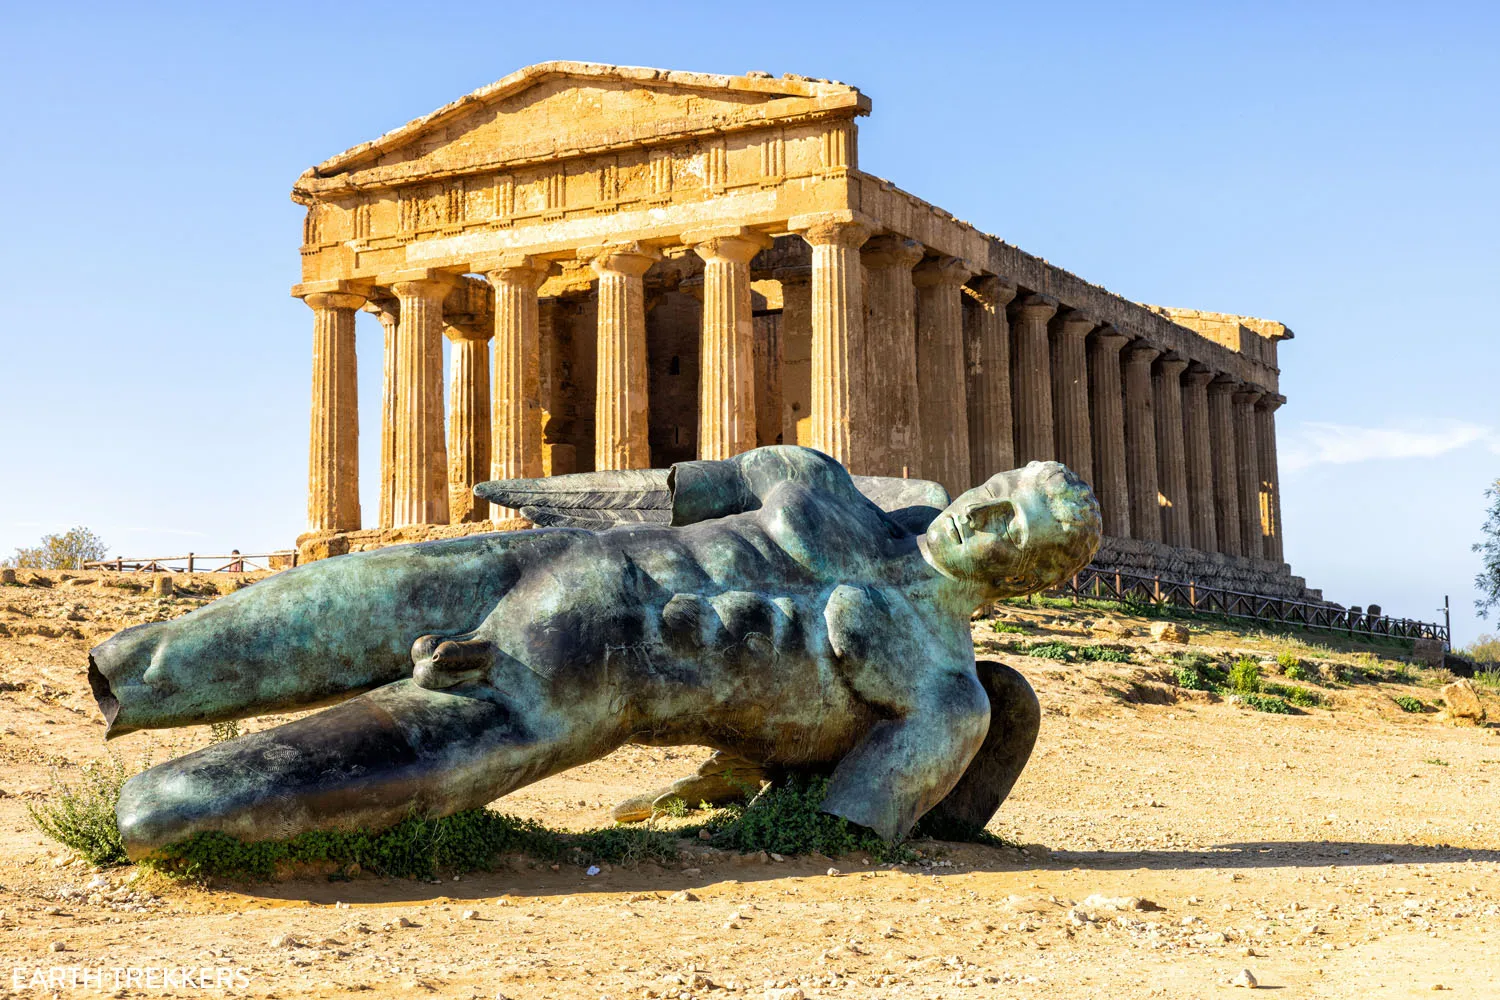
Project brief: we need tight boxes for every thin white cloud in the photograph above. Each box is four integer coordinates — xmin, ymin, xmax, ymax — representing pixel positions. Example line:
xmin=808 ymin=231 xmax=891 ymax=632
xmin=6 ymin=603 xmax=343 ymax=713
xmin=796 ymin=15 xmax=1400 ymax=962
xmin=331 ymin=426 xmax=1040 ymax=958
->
xmin=1282 ymin=420 xmax=1499 ymax=472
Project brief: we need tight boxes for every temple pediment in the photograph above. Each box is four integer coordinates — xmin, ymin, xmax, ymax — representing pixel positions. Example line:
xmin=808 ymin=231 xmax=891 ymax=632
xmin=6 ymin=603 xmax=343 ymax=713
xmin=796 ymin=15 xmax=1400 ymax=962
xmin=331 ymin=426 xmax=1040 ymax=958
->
xmin=294 ymin=62 xmax=868 ymax=199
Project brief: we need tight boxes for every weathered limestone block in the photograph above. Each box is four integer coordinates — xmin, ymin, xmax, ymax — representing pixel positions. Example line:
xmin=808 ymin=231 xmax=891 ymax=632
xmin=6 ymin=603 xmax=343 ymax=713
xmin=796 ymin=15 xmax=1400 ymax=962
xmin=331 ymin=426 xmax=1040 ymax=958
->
xmin=1441 ymin=679 xmax=1485 ymax=721
xmin=1150 ymin=621 xmax=1190 ymax=644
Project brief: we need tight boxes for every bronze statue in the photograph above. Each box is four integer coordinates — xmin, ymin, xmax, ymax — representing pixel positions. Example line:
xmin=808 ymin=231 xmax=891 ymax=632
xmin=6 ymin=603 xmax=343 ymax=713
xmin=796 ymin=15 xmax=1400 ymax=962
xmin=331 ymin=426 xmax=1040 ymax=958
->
xmin=89 ymin=446 xmax=1100 ymax=857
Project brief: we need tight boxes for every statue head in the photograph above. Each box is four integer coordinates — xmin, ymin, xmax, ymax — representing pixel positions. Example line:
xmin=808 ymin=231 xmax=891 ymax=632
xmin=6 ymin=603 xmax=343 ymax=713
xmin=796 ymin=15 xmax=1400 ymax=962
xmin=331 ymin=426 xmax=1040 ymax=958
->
xmin=920 ymin=461 xmax=1101 ymax=602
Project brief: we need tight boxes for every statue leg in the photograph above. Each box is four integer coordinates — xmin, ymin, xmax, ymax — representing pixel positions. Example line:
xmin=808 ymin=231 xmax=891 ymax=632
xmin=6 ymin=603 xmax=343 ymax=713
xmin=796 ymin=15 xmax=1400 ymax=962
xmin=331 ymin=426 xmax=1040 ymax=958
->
xmin=915 ymin=660 xmax=1040 ymax=839
xmin=612 ymin=751 xmax=767 ymax=823
xmin=114 ymin=679 xmax=610 ymax=860
xmin=819 ymin=668 xmax=990 ymax=841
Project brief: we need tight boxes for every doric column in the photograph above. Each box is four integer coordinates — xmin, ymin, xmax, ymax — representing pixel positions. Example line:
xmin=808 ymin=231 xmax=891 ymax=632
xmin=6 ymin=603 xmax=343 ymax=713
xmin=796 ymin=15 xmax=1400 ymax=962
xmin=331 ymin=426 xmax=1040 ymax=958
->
xmin=304 ymin=291 xmax=365 ymax=533
xmin=483 ymin=257 xmax=554 ymax=518
xmin=1086 ymin=326 xmax=1130 ymax=537
xmin=1121 ymin=341 xmax=1162 ymax=543
xmin=1181 ymin=365 xmax=1218 ymax=553
xmin=1256 ymin=394 xmax=1286 ymax=563
xmin=1152 ymin=355 xmax=1191 ymax=547
xmin=775 ymin=266 xmax=813 ymax=446
xmin=1009 ymin=294 xmax=1058 ymax=464
xmin=390 ymin=275 xmax=453 ymax=527
xmin=590 ymin=243 xmax=660 ymax=470
xmin=686 ymin=227 xmax=774 ymax=460
xmin=1207 ymin=376 xmax=1241 ymax=557
xmin=965 ymin=276 xmax=1018 ymax=484
xmin=914 ymin=255 xmax=977 ymax=494
xmin=445 ymin=322 xmax=492 ymax=523
xmin=1233 ymin=386 xmax=1265 ymax=560
xmin=363 ymin=296 xmax=399 ymax=529
xmin=1049 ymin=311 xmax=1095 ymax=484
xmin=790 ymin=214 xmax=872 ymax=467
xmin=860 ymin=235 xmax=924 ymax=477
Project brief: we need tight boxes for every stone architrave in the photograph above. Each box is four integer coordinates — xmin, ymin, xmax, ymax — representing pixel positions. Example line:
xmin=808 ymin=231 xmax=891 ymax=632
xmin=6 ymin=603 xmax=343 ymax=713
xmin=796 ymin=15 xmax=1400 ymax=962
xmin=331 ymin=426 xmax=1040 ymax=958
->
xmin=1086 ymin=326 xmax=1130 ymax=538
xmin=860 ymin=235 xmax=924 ymax=477
xmin=914 ymin=255 xmax=977 ymax=494
xmin=1256 ymin=394 xmax=1286 ymax=563
xmin=304 ymin=291 xmax=366 ymax=533
xmin=444 ymin=321 xmax=493 ymax=523
xmin=589 ymin=243 xmax=661 ymax=470
xmin=1010 ymin=294 xmax=1058 ymax=465
xmin=1207 ymin=376 xmax=1241 ymax=557
xmin=685 ymin=227 xmax=775 ymax=460
xmin=1181 ymin=365 xmax=1218 ymax=553
xmin=484 ymin=257 xmax=555 ymax=519
xmin=390 ymin=274 xmax=453 ymax=527
xmin=1049 ymin=311 xmax=1095 ymax=484
xmin=965 ymin=277 xmax=1018 ymax=486
xmin=1233 ymin=386 xmax=1265 ymax=560
xmin=1152 ymin=355 xmax=1190 ymax=547
xmin=1121 ymin=341 xmax=1162 ymax=543
xmin=775 ymin=266 xmax=813 ymax=447
xmin=363 ymin=297 xmax=400 ymax=530
xmin=790 ymin=213 xmax=873 ymax=468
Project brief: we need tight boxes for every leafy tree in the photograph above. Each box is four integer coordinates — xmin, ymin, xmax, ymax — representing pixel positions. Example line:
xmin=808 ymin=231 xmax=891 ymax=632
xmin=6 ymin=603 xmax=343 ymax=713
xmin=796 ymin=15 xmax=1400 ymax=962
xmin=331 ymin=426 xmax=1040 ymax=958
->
xmin=5 ymin=526 xmax=108 ymax=569
xmin=1476 ymin=481 xmax=1500 ymax=620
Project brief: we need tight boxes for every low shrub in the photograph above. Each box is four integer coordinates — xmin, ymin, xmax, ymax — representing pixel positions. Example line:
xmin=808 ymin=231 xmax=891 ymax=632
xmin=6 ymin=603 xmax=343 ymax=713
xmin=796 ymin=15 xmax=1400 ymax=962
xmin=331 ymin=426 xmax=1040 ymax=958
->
xmin=1394 ymin=695 xmax=1425 ymax=713
xmin=991 ymin=623 xmax=1025 ymax=635
xmin=27 ymin=758 xmax=131 ymax=867
xmin=1265 ymin=682 xmax=1321 ymax=708
xmin=1276 ymin=651 xmax=1300 ymax=673
xmin=1023 ymin=641 xmax=1074 ymax=661
xmin=707 ymin=776 xmax=913 ymax=863
xmin=1283 ymin=662 xmax=1310 ymax=682
xmin=1076 ymin=644 xmax=1132 ymax=663
xmin=1240 ymin=692 xmax=1291 ymax=714
xmin=1228 ymin=657 xmax=1262 ymax=694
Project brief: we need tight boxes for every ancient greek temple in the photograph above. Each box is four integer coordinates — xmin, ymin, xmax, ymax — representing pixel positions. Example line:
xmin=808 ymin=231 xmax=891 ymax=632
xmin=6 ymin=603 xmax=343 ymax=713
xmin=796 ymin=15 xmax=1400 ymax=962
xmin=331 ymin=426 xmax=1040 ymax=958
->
xmin=292 ymin=62 xmax=1308 ymax=596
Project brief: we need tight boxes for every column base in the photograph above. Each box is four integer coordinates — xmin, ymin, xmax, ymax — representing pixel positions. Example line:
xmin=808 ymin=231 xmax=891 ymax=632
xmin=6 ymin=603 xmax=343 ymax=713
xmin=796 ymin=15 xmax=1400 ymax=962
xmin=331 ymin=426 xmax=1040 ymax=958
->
xmin=295 ymin=518 xmax=531 ymax=563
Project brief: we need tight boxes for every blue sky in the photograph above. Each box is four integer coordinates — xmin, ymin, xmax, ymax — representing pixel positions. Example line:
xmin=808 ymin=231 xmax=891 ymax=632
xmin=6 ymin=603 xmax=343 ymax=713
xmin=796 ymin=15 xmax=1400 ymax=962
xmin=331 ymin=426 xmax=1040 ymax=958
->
xmin=1 ymin=2 xmax=1496 ymax=641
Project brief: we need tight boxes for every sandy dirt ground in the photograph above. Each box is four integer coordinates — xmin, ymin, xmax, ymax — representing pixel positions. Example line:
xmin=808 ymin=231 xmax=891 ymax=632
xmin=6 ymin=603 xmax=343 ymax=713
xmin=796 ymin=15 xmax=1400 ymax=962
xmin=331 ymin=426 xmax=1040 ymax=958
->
xmin=1 ymin=569 xmax=1498 ymax=999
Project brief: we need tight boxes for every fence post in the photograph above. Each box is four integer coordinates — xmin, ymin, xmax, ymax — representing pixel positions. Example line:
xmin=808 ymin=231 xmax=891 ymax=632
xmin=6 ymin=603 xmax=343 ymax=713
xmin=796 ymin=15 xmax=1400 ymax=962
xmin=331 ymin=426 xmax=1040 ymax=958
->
xmin=187 ymin=553 xmax=194 ymax=574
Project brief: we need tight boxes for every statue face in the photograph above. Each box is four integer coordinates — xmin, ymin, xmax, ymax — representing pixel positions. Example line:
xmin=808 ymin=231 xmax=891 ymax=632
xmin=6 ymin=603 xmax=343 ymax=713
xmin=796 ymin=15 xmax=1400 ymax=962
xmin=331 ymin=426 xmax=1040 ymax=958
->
xmin=923 ymin=462 xmax=1101 ymax=600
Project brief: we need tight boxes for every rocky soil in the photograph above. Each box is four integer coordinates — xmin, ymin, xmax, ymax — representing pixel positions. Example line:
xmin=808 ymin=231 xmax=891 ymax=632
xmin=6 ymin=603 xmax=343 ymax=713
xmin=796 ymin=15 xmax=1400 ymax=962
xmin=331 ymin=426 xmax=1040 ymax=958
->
xmin=1 ymin=569 xmax=1498 ymax=999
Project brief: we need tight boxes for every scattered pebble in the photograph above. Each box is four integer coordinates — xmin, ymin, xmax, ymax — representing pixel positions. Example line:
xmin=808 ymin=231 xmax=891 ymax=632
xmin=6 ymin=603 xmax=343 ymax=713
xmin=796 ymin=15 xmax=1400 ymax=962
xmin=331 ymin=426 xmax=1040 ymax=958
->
xmin=826 ymin=868 xmax=841 ymax=877
xmin=1231 ymin=968 xmax=1259 ymax=988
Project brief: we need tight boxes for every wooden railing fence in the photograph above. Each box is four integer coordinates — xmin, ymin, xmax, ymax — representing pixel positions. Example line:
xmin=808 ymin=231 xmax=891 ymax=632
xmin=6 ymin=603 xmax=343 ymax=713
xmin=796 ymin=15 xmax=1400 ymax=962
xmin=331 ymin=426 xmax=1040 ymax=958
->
xmin=83 ymin=551 xmax=297 ymax=574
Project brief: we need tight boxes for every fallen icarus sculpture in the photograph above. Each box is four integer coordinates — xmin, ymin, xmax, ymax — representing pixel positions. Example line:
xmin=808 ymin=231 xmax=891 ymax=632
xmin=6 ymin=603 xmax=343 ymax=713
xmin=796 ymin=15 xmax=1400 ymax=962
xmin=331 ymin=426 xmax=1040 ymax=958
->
xmin=89 ymin=446 xmax=1100 ymax=858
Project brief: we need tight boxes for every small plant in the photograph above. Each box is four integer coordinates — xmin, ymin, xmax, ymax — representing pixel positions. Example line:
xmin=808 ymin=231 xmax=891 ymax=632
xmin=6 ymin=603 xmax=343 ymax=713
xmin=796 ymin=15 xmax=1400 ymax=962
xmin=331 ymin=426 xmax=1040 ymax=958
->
xmin=1473 ymin=668 xmax=1500 ymax=692
xmin=208 ymin=721 xmax=240 ymax=744
xmin=1228 ymin=657 xmax=1262 ymax=694
xmin=655 ymin=795 xmax=689 ymax=818
xmin=708 ymin=776 xmax=913 ymax=862
xmin=1240 ymin=692 xmax=1291 ymax=714
xmin=1284 ymin=662 xmax=1309 ymax=682
xmin=27 ymin=758 xmax=131 ymax=866
xmin=1024 ymin=641 xmax=1074 ymax=661
xmin=1394 ymin=695 xmax=1425 ymax=713
xmin=992 ymin=622 xmax=1025 ymax=635
xmin=1265 ymin=682 xmax=1320 ymax=708
xmin=1076 ymin=644 xmax=1132 ymax=663
xmin=1424 ymin=758 xmax=1449 ymax=767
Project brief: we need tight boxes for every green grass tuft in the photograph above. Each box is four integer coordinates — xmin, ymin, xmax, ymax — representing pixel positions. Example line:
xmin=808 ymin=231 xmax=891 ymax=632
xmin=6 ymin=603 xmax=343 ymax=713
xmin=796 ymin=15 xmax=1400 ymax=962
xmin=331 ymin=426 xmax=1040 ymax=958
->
xmin=1394 ymin=695 xmax=1425 ymax=713
xmin=1240 ymin=692 xmax=1292 ymax=714
xmin=1264 ymin=682 xmax=1321 ymax=708
xmin=1076 ymin=644 xmax=1132 ymax=663
xmin=1023 ymin=641 xmax=1074 ymax=661
xmin=991 ymin=622 xmax=1025 ymax=634
xmin=1228 ymin=657 xmax=1262 ymax=694
xmin=27 ymin=758 xmax=130 ymax=867
xmin=705 ymin=776 xmax=913 ymax=863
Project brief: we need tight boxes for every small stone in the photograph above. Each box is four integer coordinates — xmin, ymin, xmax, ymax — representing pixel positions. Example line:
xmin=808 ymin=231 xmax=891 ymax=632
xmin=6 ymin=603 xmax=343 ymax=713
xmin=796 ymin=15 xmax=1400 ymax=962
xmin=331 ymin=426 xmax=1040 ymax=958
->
xmin=826 ymin=867 xmax=841 ymax=877
xmin=1440 ymin=680 xmax=1485 ymax=721
xmin=1231 ymin=968 xmax=1259 ymax=988
xmin=770 ymin=853 xmax=787 ymax=863
xmin=1150 ymin=621 xmax=1190 ymax=644
xmin=461 ymin=909 xmax=479 ymax=920
xmin=765 ymin=989 xmax=805 ymax=1000
xmin=269 ymin=935 xmax=302 ymax=948
xmin=49 ymin=941 xmax=67 ymax=952
xmin=697 ymin=829 xmax=713 ymax=841
xmin=1380 ymin=853 xmax=1396 ymax=863
xmin=681 ymin=867 xmax=702 ymax=876
xmin=397 ymin=916 xmax=415 ymax=927
xmin=151 ymin=575 xmax=174 ymax=597
xmin=732 ymin=850 xmax=769 ymax=866
xmin=668 ymin=890 xmax=699 ymax=903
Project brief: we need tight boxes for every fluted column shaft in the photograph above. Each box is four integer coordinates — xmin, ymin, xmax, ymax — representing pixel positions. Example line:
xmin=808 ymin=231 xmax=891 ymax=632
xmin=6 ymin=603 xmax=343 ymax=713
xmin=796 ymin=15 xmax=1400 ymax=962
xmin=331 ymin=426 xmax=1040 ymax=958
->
xmin=445 ymin=325 xmax=491 ymax=523
xmin=965 ymin=277 xmax=1018 ymax=484
xmin=1233 ymin=387 xmax=1265 ymax=560
xmin=1122 ymin=341 xmax=1162 ymax=542
xmin=1087 ymin=328 xmax=1130 ymax=537
xmin=591 ymin=244 xmax=660 ymax=471
xmin=1181 ymin=367 xmax=1218 ymax=553
xmin=305 ymin=291 xmax=365 ymax=533
xmin=794 ymin=217 xmax=871 ymax=466
xmin=861 ymin=235 xmax=924 ymax=477
xmin=1256 ymin=395 xmax=1286 ymax=563
xmin=1010 ymin=295 xmax=1058 ymax=464
xmin=1153 ymin=356 xmax=1191 ymax=547
xmin=689 ymin=229 xmax=773 ymax=460
xmin=485 ymin=259 xmax=553 ymax=518
xmin=914 ymin=255 xmax=976 ymax=494
xmin=1050 ymin=312 xmax=1095 ymax=483
xmin=1207 ymin=377 xmax=1241 ymax=557
xmin=775 ymin=266 xmax=813 ymax=446
xmin=391 ymin=277 xmax=451 ymax=527
xmin=363 ymin=298 xmax=399 ymax=530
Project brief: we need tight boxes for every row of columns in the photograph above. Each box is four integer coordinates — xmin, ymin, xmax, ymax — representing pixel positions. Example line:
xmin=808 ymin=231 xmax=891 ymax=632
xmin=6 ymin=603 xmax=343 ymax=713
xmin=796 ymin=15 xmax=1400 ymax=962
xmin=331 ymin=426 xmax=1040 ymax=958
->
xmin=303 ymin=214 xmax=1284 ymax=567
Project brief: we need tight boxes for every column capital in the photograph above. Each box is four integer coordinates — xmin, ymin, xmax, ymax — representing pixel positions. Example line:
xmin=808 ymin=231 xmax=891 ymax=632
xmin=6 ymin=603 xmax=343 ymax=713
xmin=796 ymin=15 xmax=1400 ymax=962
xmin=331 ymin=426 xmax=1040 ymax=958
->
xmin=965 ymin=274 xmax=1018 ymax=308
xmin=1155 ymin=353 xmax=1190 ymax=379
xmin=583 ymin=242 xmax=662 ymax=278
xmin=303 ymin=291 xmax=366 ymax=312
xmin=477 ymin=254 xmax=558 ymax=290
xmin=912 ymin=255 xmax=977 ymax=288
xmin=1232 ymin=386 xmax=1265 ymax=406
xmin=442 ymin=322 xmax=492 ymax=343
xmin=861 ymin=234 xmax=925 ymax=270
xmin=1257 ymin=393 xmax=1286 ymax=412
xmin=1182 ymin=363 xmax=1217 ymax=388
xmin=682 ymin=226 xmax=774 ymax=264
xmin=1013 ymin=293 xmax=1059 ymax=322
xmin=291 ymin=277 xmax=375 ymax=302
xmin=788 ymin=211 xmax=875 ymax=249
xmin=1208 ymin=374 xmax=1242 ymax=396
xmin=1055 ymin=310 xmax=1096 ymax=338
xmin=1121 ymin=340 xmax=1162 ymax=366
xmin=1088 ymin=324 xmax=1129 ymax=352
xmin=388 ymin=272 xmax=458 ymax=302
